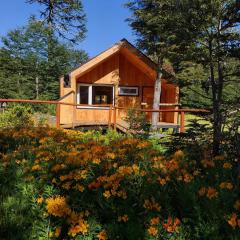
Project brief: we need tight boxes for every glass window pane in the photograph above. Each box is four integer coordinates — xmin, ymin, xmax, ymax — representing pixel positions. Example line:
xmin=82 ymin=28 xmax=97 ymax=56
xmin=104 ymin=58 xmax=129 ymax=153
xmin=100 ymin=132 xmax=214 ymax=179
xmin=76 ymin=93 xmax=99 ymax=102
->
xmin=79 ymin=86 xmax=89 ymax=104
xmin=92 ymin=86 xmax=113 ymax=104
xmin=119 ymin=87 xmax=138 ymax=96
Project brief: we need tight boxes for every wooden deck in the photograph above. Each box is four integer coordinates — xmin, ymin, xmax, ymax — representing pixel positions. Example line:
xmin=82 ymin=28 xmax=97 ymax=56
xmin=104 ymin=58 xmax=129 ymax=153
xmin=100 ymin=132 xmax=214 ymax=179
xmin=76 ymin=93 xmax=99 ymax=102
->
xmin=61 ymin=119 xmax=180 ymax=133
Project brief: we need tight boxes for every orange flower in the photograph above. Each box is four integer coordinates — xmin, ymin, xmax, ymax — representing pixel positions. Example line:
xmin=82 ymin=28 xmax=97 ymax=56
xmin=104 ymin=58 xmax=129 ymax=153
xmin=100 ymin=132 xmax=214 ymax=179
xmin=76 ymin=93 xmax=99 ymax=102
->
xmin=147 ymin=226 xmax=158 ymax=236
xmin=234 ymin=200 xmax=240 ymax=211
xmin=223 ymin=163 xmax=232 ymax=169
xmin=150 ymin=217 xmax=160 ymax=225
xmin=183 ymin=173 xmax=193 ymax=183
xmin=220 ymin=182 xmax=233 ymax=190
xmin=198 ymin=187 xmax=206 ymax=197
xmin=143 ymin=198 xmax=161 ymax=211
xmin=206 ymin=187 xmax=218 ymax=199
xmin=118 ymin=214 xmax=129 ymax=222
xmin=174 ymin=150 xmax=184 ymax=158
xmin=163 ymin=217 xmax=180 ymax=233
xmin=228 ymin=213 xmax=238 ymax=229
xmin=201 ymin=159 xmax=215 ymax=168
xmin=97 ymin=230 xmax=107 ymax=240
xmin=214 ymin=155 xmax=225 ymax=161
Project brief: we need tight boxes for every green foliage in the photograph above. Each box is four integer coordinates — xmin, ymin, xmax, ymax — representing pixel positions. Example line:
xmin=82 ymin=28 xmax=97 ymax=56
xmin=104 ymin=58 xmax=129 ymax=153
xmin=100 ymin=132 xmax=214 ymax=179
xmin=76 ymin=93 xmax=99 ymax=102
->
xmin=0 ymin=105 xmax=34 ymax=128
xmin=27 ymin=0 xmax=86 ymax=44
xmin=0 ymin=18 xmax=88 ymax=100
xmin=0 ymin=127 xmax=239 ymax=239
xmin=125 ymin=108 xmax=150 ymax=138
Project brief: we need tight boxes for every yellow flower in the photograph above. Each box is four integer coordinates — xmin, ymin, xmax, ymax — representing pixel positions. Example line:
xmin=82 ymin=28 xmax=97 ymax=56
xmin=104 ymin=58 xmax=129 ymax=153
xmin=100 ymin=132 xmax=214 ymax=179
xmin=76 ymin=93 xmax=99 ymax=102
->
xmin=54 ymin=227 xmax=61 ymax=237
xmin=103 ymin=190 xmax=111 ymax=199
xmin=147 ymin=226 xmax=158 ymax=236
xmin=223 ymin=163 xmax=232 ymax=169
xmin=31 ymin=164 xmax=41 ymax=171
xmin=46 ymin=196 xmax=71 ymax=217
xmin=68 ymin=219 xmax=89 ymax=236
xmin=36 ymin=196 xmax=44 ymax=204
xmin=93 ymin=158 xmax=101 ymax=164
xmin=132 ymin=164 xmax=140 ymax=174
xmin=97 ymin=230 xmax=107 ymax=240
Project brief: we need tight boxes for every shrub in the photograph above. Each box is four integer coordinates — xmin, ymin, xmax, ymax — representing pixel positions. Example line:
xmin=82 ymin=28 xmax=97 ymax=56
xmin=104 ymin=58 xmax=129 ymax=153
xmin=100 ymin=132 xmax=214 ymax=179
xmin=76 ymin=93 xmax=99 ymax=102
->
xmin=125 ymin=108 xmax=150 ymax=139
xmin=0 ymin=104 xmax=34 ymax=128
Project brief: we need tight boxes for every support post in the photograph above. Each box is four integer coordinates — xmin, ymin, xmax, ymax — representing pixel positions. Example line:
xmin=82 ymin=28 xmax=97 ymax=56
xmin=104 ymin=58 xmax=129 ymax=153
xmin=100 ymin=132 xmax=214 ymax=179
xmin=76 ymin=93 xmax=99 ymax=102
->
xmin=108 ymin=105 xmax=113 ymax=129
xmin=180 ymin=111 xmax=185 ymax=133
xmin=113 ymin=107 xmax=117 ymax=130
xmin=56 ymin=103 xmax=60 ymax=128
xmin=72 ymin=104 xmax=76 ymax=129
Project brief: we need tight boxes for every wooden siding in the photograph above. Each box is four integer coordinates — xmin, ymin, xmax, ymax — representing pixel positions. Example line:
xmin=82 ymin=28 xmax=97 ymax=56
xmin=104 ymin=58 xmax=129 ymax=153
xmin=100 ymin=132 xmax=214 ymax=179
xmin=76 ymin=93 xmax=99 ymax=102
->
xmin=59 ymin=48 xmax=179 ymax=125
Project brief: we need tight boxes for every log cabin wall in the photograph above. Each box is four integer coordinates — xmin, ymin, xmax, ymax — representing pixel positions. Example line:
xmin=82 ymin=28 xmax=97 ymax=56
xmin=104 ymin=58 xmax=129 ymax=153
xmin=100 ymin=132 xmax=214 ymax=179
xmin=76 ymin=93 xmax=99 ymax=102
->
xmin=59 ymin=44 xmax=179 ymax=125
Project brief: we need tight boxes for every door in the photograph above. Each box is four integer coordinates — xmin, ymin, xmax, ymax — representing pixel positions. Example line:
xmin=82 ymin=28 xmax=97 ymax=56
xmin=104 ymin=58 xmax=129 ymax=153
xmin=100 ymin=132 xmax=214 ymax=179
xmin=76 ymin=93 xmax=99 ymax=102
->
xmin=142 ymin=87 xmax=154 ymax=121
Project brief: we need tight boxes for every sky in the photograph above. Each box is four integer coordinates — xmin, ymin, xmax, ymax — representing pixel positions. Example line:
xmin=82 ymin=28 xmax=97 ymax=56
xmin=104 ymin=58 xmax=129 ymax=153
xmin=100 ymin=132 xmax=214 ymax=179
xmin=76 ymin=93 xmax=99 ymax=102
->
xmin=0 ymin=0 xmax=136 ymax=57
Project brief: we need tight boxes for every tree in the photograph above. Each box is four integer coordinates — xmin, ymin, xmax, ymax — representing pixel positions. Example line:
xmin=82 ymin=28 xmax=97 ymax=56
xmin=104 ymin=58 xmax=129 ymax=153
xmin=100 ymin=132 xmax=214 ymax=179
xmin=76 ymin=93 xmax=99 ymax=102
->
xmin=0 ymin=19 xmax=88 ymax=100
xmin=126 ymin=0 xmax=180 ymax=129
xmin=173 ymin=0 xmax=240 ymax=154
xmin=26 ymin=0 xmax=86 ymax=44
xmin=126 ymin=0 xmax=240 ymax=154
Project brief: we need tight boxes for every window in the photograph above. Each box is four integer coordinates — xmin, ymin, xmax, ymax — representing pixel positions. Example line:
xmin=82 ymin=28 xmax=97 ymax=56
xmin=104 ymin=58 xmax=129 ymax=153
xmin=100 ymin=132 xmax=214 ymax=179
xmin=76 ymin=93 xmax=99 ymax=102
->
xmin=77 ymin=84 xmax=114 ymax=107
xmin=79 ymin=85 xmax=89 ymax=104
xmin=92 ymin=86 xmax=113 ymax=104
xmin=119 ymin=86 xmax=138 ymax=96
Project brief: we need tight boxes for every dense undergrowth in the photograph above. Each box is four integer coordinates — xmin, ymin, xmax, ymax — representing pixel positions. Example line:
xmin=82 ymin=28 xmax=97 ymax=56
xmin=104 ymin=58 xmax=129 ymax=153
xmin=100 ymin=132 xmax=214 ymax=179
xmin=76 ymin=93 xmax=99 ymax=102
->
xmin=0 ymin=126 xmax=239 ymax=240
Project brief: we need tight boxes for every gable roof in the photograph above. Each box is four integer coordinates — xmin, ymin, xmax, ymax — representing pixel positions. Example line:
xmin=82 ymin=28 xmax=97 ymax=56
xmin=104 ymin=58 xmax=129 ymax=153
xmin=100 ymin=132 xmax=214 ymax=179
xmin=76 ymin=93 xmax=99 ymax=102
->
xmin=70 ymin=39 xmax=173 ymax=79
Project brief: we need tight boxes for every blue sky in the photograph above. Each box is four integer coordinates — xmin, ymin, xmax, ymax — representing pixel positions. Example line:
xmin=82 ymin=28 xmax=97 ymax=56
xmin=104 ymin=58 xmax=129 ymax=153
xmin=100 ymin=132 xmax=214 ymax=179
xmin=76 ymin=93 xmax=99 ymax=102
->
xmin=0 ymin=0 xmax=136 ymax=57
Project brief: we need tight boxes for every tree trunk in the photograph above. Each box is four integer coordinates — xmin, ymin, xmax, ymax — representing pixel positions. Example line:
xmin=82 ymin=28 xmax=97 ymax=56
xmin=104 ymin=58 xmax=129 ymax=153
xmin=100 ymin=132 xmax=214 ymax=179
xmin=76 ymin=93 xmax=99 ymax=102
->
xmin=151 ymin=57 xmax=163 ymax=130
xmin=36 ymin=76 xmax=39 ymax=99
xmin=209 ymin=37 xmax=224 ymax=155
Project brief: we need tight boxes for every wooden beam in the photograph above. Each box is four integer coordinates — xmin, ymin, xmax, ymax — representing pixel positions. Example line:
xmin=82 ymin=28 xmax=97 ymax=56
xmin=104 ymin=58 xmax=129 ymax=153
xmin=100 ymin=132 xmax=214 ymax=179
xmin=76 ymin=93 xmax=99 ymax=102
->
xmin=113 ymin=107 xmax=117 ymax=130
xmin=56 ymin=103 xmax=61 ymax=128
xmin=180 ymin=111 xmax=185 ymax=133
xmin=108 ymin=105 xmax=113 ymax=128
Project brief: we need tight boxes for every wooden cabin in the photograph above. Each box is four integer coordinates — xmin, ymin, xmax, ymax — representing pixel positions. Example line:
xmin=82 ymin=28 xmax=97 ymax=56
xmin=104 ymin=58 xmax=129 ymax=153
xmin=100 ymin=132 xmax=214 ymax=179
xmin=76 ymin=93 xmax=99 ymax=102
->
xmin=59 ymin=39 xmax=179 ymax=130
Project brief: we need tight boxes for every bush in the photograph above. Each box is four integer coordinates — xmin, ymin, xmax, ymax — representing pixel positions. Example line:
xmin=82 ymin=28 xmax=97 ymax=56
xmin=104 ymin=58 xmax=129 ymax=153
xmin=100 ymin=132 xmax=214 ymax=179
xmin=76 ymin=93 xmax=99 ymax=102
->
xmin=0 ymin=105 xmax=34 ymax=128
xmin=0 ymin=127 xmax=240 ymax=239
xmin=125 ymin=108 xmax=150 ymax=139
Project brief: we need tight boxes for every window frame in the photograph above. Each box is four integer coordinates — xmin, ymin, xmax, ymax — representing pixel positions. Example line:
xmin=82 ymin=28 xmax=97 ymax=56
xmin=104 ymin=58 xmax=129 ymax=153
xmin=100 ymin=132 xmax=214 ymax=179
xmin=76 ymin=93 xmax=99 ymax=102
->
xmin=118 ymin=86 xmax=139 ymax=96
xmin=77 ymin=83 xmax=114 ymax=109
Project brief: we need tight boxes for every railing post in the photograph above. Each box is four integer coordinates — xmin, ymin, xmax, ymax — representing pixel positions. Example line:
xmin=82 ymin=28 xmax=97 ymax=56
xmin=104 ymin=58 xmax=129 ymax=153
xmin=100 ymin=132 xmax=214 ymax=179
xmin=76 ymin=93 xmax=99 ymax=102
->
xmin=113 ymin=106 xmax=117 ymax=130
xmin=180 ymin=111 xmax=185 ymax=133
xmin=108 ymin=105 xmax=113 ymax=129
xmin=56 ymin=103 xmax=60 ymax=129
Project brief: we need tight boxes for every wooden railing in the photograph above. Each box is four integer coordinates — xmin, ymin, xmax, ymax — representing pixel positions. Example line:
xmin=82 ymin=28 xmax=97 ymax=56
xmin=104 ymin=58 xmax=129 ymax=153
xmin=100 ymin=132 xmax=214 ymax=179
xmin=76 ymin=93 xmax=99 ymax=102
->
xmin=113 ymin=106 xmax=209 ymax=133
xmin=0 ymin=99 xmax=112 ymax=129
xmin=0 ymin=99 xmax=209 ymax=133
